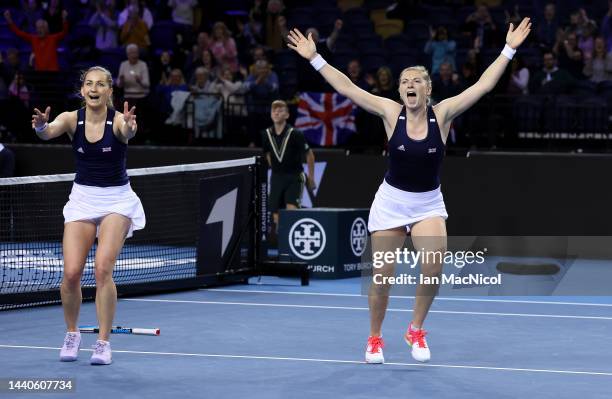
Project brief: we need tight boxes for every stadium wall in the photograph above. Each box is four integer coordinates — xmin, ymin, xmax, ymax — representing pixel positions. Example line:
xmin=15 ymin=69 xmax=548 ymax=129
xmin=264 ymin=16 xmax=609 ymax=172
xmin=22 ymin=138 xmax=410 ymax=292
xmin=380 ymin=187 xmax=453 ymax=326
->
xmin=8 ymin=144 xmax=612 ymax=235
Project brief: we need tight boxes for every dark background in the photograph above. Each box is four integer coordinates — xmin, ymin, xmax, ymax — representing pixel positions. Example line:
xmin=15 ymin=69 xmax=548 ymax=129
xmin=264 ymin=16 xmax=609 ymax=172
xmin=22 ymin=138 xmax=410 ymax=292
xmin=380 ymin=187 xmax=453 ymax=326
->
xmin=7 ymin=144 xmax=611 ymax=235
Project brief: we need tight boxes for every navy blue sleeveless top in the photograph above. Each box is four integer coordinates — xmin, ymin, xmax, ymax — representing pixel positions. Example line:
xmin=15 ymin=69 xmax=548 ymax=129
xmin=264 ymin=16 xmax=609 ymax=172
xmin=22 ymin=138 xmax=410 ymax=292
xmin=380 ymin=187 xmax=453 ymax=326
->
xmin=384 ymin=106 xmax=445 ymax=192
xmin=72 ymin=108 xmax=129 ymax=187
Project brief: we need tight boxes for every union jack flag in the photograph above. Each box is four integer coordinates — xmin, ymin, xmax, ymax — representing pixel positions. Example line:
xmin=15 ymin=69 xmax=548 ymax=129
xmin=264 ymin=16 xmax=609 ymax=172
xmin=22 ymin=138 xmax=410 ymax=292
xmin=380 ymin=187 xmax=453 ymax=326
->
xmin=295 ymin=92 xmax=357 ymax=146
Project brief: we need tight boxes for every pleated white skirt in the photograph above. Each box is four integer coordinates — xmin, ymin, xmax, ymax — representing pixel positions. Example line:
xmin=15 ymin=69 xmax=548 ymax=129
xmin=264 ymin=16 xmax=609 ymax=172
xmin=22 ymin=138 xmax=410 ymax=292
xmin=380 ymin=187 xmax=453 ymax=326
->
xmin=368 ymin=179 xmax=448 ymax=233
xmin=63 ymin=182 xmax=146 ymax=238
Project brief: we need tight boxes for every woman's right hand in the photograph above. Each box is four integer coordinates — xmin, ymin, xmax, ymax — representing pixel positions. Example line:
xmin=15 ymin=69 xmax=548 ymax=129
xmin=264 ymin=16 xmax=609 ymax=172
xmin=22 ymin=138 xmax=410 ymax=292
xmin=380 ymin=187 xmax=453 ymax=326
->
xmin=287 ymin=28 xmax=317 ymax=61
xmin=32 ymin=106 xmax=50 ymax=130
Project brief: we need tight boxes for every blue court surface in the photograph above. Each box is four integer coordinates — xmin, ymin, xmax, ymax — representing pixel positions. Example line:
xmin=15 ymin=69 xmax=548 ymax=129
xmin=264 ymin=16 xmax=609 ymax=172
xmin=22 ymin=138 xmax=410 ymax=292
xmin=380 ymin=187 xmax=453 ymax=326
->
xmin=1 ymin=277 xmax=612 ymax=399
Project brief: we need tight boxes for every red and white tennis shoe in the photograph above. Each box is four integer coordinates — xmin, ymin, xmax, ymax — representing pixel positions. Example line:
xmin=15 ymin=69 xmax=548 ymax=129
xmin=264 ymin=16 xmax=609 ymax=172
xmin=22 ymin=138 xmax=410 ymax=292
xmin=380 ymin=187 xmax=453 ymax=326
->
xmin=404 ymin=323 xmax=430 ymax=362
xmin=365 ymin=335 xmax=385 ymax=364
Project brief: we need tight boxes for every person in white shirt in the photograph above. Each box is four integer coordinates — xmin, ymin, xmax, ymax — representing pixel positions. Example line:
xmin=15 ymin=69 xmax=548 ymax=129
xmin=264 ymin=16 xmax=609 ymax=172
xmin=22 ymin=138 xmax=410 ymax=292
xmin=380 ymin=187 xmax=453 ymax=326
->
xmin=507 ymin=55 xmax=529 ymax=94
xmin=117 ymin=44 xmax=150 ymax=100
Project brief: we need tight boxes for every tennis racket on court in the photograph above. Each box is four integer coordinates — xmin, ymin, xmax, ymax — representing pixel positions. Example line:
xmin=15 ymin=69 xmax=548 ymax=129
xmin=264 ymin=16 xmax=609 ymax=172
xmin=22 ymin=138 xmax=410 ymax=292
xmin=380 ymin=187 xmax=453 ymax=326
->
xmin=79 ymin=325 xmax=160 ymax=336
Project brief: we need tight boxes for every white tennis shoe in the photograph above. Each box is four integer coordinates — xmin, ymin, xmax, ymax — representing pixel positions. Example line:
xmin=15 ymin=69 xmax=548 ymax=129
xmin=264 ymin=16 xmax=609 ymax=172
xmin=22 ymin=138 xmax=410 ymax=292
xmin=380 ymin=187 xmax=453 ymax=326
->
xmin=59 ymin=332 xmax=81 ymax=362
xmin=90 ymin=340 xmax=112 ymax=365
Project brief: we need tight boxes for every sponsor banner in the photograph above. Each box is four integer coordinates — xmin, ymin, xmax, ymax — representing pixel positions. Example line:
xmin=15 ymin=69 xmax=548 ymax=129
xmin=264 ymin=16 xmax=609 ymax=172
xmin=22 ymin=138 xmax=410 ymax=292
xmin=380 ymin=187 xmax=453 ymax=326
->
xmin=279 ymin=208 xmax=370 ymax=279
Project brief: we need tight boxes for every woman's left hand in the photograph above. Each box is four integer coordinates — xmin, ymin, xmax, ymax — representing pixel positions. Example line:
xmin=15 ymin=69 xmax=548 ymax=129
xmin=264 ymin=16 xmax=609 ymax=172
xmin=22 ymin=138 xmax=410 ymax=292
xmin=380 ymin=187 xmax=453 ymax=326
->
xmin=123 ymin=101 xmax=137 ymax=132
xmin=506 ymin=17 xmax=531 ymax=49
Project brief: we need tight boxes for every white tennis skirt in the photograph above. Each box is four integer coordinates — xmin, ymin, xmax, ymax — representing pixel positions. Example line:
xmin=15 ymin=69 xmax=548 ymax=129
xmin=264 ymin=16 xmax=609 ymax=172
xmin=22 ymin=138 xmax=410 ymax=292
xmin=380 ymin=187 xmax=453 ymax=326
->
xmin=368 ymin=179 xmax=448 ymax=233
xmin=63 ymin=182 xmax=146 ymax=238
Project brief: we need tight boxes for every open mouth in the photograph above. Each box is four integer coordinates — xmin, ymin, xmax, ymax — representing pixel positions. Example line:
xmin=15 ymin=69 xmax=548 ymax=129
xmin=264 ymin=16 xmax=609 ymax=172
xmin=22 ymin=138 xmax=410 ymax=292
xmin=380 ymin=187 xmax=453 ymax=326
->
xmin=407 ymin=92 xmax=417 ymax=98
xmin=89 ymin=95 xmax=100 ymax=100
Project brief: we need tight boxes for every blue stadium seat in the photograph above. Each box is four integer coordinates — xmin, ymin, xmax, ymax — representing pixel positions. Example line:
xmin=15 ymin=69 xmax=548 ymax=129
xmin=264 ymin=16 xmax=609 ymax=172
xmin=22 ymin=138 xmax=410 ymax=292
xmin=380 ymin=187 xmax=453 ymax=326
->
xmin=342 ymin=7 xmax=370 ymax=22
xmin=220 ymin=0 xmax=250 ymax=13
xmin=310 ymin=0 xmax=337 ymax=9
xmin=0 ymin=33 xmax=18 ymax=49
xmin=57 ymin=48 xmax=69 ymax=71
xmin=363 ymin=0 xmax=394 ymax=10
xmin=97 ymin=48 xmax=124 ymax=78
xmin=422 ymin=5 xmax=453 ymax=22
xmin=287 ymin=7 xmax=314 ymax=30
xmin=389 ymin=54 xmax=421 ymax=78
xmin=332 ymin=50 xmax=358 ymax=72
xmin=0 ymin=22 xmax=10 ymax=36
xmin=458 ymin=6 xmax=475 ymax=23
xmin=359 ymin=37 xmax=383 ymax=54
xmin=361 ymin=55 xmax=386 ymax=74
xmin=69 ymin=23 xmax=96 ymax=45
xmin=384 ymin=34 xmax=410 ymax=51
xmin=404 ymin=22 xmax=430 ymax=43
xmin=488 ymin=7 xmax=507 ymax=28
xmin=384 ymin=34 xmax=420 ymax=59
xmin=274 ymin=49 xmax=298 ymax=69
xmin=314 ymin=9 xmax=341 ymax=36
xmin=344 ymin=18 xmax=374 ymax=34
xmin=18 ymin=49 xmax=30 ymax=66
xmin=334 ymin=38 xmax=357 ymax=54
xmin=149 ymin=21 xmax=176 ymax=51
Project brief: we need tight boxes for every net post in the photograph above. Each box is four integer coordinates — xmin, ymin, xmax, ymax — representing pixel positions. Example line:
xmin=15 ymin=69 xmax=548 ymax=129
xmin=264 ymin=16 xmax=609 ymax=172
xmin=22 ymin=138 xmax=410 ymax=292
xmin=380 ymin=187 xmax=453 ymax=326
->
xmin=254 ymin=155 xmax=268 ymax=267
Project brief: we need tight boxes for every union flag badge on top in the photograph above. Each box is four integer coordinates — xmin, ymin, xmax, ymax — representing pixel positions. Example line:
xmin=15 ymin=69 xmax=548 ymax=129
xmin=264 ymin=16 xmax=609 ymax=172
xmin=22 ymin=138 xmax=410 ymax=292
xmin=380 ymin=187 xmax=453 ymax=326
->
xmin=295 ymin=92 xmax=357 ymax=146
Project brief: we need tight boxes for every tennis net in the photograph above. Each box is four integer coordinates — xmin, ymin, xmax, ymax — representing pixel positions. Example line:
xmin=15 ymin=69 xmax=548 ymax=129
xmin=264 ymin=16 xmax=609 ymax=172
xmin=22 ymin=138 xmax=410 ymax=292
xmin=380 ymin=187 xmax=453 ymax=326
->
xmin=0 ymin=157 xmax=266 ymax=310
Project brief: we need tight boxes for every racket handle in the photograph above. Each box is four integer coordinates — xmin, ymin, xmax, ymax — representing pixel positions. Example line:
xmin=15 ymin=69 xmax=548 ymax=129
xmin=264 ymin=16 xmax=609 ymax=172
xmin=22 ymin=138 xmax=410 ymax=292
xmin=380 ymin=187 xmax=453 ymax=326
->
xmin=129 ymin=328 xmax=160 ymax=336
xmin=79 ymin=326 xmax=160 ymax=336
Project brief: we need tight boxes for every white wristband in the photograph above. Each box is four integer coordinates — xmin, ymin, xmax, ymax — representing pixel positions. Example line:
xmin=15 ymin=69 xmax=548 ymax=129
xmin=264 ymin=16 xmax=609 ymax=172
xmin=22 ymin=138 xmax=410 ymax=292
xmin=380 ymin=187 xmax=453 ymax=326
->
xmin=309 ymin=54 xmax=327 ymax=71
xmin=501 ymin=44 xmax=516 ymax=60
xmin=34 ymin=122 xmax=48 ymax=133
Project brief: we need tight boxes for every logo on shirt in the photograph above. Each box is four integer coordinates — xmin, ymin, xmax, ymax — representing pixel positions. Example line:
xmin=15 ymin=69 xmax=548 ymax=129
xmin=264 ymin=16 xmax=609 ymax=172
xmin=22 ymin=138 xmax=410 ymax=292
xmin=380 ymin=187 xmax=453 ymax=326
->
xmin=77 ymin=147 xmax=84 ymax=153
xmin=106 ymin=121 xmax=112 ymax=125
xmin=266 ymin=127 xmax=294 ymax=163
xmin=397 ymin=145 xmax=405 ymax=151
xmin=428 ymin=148 xmax=437 ymax=154
xmin=399 ymin=116 xmax=406 ymax=120
xmin=429 ymin=118 xmax=436 ymax=122
xmin=102 ymin=147 xmax=112 ymax=152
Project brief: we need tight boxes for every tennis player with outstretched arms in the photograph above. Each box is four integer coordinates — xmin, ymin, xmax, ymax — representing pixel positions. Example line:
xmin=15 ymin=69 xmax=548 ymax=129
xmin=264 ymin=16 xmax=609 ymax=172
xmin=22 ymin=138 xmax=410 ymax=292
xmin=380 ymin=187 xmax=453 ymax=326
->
xmin=287 ymin=18 xmax=531 ymax=363
xmin=32 ymin=66 xmax=145 ymax=365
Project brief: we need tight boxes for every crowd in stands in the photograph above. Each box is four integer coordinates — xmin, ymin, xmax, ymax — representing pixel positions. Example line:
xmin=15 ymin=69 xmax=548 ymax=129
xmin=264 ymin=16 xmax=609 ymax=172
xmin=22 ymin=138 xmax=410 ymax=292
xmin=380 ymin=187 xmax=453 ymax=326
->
xmin=0 ymin=0 xmax=610 ymax=149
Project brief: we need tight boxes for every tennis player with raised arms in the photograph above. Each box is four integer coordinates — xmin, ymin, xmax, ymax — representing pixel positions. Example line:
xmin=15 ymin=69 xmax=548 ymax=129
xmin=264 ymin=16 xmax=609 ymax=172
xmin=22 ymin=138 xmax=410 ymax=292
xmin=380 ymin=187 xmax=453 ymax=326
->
xmin=288 ymin=18 xmax=531 ymax=363
xmin=32 ymin=66 xmax=146 ymax=365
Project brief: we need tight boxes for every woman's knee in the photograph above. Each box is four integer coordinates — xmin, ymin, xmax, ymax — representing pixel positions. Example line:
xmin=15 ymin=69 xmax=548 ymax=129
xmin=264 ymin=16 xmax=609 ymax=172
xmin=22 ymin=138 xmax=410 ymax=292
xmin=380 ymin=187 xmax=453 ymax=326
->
xmin=62 ymin=268 xmax=83 ymax=287
xmin=94 ymin=255 xmax=116 ymax=283
xmin=369 ymin=277 xmax=393 ymax=296
xmin=421 ymin=262 xmax=443 ymax=277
